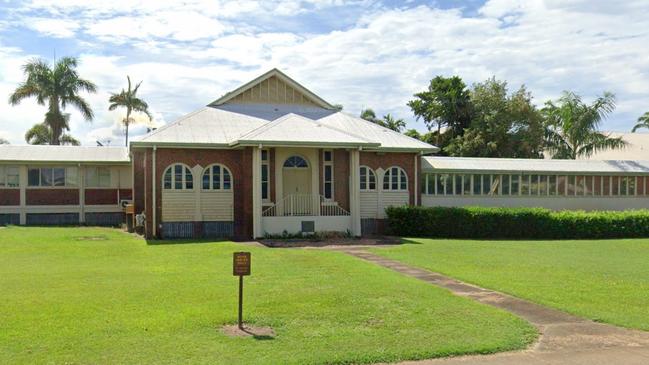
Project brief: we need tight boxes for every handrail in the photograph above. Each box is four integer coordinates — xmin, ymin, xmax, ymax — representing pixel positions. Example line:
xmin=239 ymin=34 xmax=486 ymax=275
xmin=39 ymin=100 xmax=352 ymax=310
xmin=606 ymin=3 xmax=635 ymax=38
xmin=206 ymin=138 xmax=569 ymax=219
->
xmin=262 ymin=194 xmax=350 ymax=217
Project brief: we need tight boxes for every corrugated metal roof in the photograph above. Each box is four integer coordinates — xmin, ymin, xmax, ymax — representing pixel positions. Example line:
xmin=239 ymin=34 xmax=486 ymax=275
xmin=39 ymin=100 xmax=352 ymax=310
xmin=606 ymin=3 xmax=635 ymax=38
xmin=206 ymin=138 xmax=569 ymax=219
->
xmin=423 ymin=156 xmax=649 ymax=174
xmin=235 ymin=113 xmax=378 ymax=147
xmin=134 ymin=107 xmax=267 ymax=146
xmin=0 ymin=145 xmax=129 ymax=163
xmin=317 ymin=112 xmax=439 ymax=152
xmin=215 ymin=103 xmax=337 ymax=121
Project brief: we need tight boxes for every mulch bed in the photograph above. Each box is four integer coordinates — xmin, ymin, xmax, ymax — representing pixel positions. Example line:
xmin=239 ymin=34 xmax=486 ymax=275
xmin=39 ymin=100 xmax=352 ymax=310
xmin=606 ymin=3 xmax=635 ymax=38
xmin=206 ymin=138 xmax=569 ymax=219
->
xmin=259 ymin=236 xmax=401 ymax=248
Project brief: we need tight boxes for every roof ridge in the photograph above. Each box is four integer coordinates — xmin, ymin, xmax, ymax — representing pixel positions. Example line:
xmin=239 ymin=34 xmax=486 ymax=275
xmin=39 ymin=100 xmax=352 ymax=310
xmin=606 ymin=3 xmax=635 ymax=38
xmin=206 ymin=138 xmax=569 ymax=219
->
xmin=235 ymin=113 xmax=297 ymax=141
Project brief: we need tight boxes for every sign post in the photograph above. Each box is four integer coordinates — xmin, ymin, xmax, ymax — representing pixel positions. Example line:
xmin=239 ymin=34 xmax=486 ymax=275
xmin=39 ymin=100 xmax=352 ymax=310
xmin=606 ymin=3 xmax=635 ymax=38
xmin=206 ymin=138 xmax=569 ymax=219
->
xmin=233 ymin=252 xmax=251 ymax=329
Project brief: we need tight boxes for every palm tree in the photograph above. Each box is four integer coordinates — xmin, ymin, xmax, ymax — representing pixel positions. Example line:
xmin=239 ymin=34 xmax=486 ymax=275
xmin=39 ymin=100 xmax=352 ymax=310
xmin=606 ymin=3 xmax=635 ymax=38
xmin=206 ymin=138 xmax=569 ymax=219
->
xmin=543 ymin=91 xmax=626 ymax=159
xmin=9 ymin=57 xmax=96 ymax=145
xmin=109 ymin=76 xmax=152 ymax=146
xmin=631 ymin=112 xmax=649 ymax=132
xmin=381 ymin=114 xmax=406 ymax=132
xmin=25 ymin=121 xmax=80 ymax=146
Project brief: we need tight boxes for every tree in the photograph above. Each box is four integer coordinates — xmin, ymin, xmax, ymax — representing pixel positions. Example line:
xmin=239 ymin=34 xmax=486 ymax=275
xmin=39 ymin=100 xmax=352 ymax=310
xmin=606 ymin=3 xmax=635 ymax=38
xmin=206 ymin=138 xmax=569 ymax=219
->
xmin=109 ymin=76 xmax=152 ymax=146
xmin=0 ymin=138 xmax=8 ymax=144
xmin=445 ymin=78 xmax=545 ymax=158
xmin=360 ymin=108 xmax=380 ymax=124
xmin=25 ymin=121 xmax=80 ymax=146
xmin=404 ymin=129 xmax=422 ymax=140
xmin=9 ymin=57 xmax=96 ymax=145
xmin=631 ymin=112 xmax=649 ymax=132
xmin=381 ymin=114 xmax=406 ymax=132
xmin=407 ymin=75 xmax=472 ymax=145
xmin=543 ymin=91 xmax=626 ymax=159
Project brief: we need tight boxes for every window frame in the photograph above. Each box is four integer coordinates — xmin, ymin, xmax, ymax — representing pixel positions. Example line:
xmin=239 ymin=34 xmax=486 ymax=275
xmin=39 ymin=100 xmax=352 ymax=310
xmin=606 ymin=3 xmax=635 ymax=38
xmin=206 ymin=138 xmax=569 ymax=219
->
xmin=261 ymin=150 xmax=270 ymax=201
xmin=323 ymin=150 xmax=334 ymax=200
xmin=163 ymin=163 xmax=194 ymax=191
xmin=27 ymin=166 xmax=78 ymax=188
xmin=382 ymin=166 xmax=408 ymax=191
xmin=85 ymin=166 xmax=112 ymax=188
xmin=0 ymin=166 xmax=20 ymax=188
xmin=359 ymin=165 xmax=377 ymax=191
xmin=201 ymin=164 xmax=233 ymax=191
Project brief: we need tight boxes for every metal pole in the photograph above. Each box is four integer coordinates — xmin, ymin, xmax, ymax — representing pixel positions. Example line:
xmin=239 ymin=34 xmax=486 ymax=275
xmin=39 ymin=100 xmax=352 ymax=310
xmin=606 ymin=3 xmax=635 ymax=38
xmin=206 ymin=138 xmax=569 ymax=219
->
xmin=238 ymin=275 xmax=243 ymax=329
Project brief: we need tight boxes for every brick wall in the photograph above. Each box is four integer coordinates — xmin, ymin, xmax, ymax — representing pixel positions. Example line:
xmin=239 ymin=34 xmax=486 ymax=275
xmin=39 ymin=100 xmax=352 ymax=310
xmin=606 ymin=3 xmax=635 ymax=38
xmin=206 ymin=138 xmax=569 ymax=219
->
xmin=360 ymin=151 xmax=420 ymax=205
xmin=0 ymin=189 xmax=20 ymax=206
xmin=136 ymin=147 xmax=253 ymax=240
xmin=334 ymin=149 xmax=350 ymax=211
xmin=26 ymin=189 xmax=79 ymax=205
xmin=85 ymin=189 xmax=119 ymax=205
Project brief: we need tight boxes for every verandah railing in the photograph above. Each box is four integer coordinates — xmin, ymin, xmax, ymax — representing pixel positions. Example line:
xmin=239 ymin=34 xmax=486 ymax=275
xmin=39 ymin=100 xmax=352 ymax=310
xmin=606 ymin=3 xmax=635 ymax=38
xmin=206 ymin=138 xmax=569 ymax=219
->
xmin=262 ymin=194 xmax=350 ymax=217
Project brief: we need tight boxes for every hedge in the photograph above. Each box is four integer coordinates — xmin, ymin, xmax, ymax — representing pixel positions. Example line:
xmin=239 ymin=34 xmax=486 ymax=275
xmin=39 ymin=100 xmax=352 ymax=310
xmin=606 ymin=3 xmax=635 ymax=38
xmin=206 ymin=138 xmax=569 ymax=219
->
xmin=385 ymin=206 xmax=649 ymax=239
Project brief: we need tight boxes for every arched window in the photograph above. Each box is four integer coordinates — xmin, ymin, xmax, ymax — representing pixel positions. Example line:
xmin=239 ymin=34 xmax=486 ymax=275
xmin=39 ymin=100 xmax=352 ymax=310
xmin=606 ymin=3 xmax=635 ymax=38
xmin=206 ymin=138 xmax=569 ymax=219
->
xmin=202 ymin=164 xmax=232 ymax=190
xmin=163 ymin=164 xmax=193 ymax=190
xmin=383 ymin=166 xmax=408 ymax=191
xmin=360 ymin=166 xmax=376 ymax=191
xmin=283 ymin=155 xmax=309 ymax=168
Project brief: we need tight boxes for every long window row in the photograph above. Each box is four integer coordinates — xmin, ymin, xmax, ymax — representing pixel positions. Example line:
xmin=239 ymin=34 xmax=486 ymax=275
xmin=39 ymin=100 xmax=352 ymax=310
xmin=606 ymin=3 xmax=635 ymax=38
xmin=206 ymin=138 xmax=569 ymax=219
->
xmin=163 ymin=163 xmax=232 ymax=191
xmin=0 ymin=166 xmax=19 ymax=187
xmin=422 ymin=173 xmax=649 ymax=197
xmin=2 ymin=166 xmax=112 ymax=188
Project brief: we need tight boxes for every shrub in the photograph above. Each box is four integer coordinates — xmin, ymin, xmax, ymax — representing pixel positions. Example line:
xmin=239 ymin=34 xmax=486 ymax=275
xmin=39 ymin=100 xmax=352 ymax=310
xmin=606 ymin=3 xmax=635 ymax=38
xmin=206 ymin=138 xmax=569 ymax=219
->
xmin=385 ymin=206 xmax=649 ymax=239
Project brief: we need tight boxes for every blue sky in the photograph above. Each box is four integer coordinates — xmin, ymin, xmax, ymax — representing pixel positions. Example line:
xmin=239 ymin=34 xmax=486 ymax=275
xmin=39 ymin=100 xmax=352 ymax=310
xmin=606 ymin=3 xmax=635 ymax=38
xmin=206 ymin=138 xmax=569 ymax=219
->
xmin=0 ymin=0 xmax=648 ymax=146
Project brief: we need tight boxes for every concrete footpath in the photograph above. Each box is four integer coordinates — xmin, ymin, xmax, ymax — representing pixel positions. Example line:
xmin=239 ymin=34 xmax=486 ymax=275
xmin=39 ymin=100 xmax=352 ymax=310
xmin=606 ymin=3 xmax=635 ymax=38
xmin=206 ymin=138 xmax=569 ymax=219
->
xmin=332 ymin=247 xmax=649 ymax=365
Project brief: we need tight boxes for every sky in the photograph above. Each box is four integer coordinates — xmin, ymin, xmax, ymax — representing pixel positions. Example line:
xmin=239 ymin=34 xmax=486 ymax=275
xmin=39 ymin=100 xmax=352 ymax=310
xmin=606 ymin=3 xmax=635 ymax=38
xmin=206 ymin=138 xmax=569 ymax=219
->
xmin=0 ymin=0 xmax=648 ymax=146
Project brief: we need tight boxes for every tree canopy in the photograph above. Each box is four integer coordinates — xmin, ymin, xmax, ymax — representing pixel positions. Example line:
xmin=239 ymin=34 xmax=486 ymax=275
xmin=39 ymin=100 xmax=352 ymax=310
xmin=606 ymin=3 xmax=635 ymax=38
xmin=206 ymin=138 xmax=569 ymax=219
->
xmin=9 ymin=57 xmax=96 ymax=145
xmin=543 ymin=91 xmax=626 ymax=159
xmin=109 ymin=76 xmax=152 ymax=146
xmin=632 ymin=111 xmax=649 ymax=133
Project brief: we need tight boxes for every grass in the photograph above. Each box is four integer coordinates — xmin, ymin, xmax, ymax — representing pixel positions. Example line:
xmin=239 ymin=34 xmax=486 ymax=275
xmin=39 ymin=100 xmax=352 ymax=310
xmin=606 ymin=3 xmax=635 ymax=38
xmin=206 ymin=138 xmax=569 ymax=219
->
xmin=372 ymin=238 xmax=649 ymax=331
xmin=0 ymin=227 xmax=536 ymax=365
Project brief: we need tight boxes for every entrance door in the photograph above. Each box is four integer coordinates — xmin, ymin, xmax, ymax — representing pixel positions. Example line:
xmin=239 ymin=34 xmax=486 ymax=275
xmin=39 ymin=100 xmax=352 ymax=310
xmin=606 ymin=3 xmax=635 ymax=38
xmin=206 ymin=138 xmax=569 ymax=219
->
xmin=282 ymin=155 xmax=312 ymax=215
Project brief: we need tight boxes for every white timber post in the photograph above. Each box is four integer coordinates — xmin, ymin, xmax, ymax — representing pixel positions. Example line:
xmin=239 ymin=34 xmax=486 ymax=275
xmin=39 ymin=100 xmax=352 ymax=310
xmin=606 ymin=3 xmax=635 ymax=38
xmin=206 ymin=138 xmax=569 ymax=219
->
xmin=19 ymin=165 xmax=27 ymax=225
xmin=349 ymin=149 xmax=361 ymax=237
xmin=252 ymin=146 xmax=263 ymax=238
xmin=414 ymin=154 xmax=419 ymax=206
xmin=79 ymin=164 xmax=85 ymax=224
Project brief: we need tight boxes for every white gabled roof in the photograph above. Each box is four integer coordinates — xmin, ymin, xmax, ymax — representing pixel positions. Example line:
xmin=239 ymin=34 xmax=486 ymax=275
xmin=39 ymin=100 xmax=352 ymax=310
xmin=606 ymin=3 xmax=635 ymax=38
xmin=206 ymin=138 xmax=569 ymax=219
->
xmin=0 ymin=145 xmax=129 ymax=164
xmin=209 ymin=68 xmax=336 ymax=110
xmin=423 ymin=156 xmax=649 ymax=175
xmin=234 ymin=113 xmax=378 ymax=148
xmin=317 ymin=112 xmax=438 ymax=152
xmin=133 ymin=107 xmax=267 ymax=146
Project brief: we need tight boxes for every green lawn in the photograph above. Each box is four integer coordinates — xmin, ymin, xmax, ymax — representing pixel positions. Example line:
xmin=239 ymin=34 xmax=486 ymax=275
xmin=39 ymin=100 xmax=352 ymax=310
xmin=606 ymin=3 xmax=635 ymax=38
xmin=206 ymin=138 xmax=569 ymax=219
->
xmin=372 ymin=238 xmax=649 ymax=331
xmin=0 ymin=227 xmax=535 ymax=365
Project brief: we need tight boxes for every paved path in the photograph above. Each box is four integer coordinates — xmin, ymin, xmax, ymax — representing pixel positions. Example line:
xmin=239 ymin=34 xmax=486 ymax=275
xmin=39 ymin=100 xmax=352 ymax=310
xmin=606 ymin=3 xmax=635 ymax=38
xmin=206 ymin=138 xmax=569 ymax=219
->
xmin=331 ymin=246 xmax=649 ymax=365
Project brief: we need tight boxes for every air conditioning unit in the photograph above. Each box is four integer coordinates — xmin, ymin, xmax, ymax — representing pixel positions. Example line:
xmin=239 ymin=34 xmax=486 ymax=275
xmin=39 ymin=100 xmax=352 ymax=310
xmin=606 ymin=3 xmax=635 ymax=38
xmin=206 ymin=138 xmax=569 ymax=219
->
xmin=120 ymin=199 xmax=133 ymax=209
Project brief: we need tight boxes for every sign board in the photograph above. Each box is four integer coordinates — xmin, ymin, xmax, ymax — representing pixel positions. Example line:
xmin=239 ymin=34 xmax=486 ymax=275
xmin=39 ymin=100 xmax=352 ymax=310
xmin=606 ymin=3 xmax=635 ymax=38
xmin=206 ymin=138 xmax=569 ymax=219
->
xmin=233 ymin=252 xmax=251 ymax=276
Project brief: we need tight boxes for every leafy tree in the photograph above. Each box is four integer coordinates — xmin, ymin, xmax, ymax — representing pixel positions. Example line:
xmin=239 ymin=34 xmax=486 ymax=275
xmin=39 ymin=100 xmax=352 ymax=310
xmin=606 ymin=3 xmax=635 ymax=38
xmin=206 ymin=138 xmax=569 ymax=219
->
xmin=109 ymin=76 xmax=152 ymax=146
xmin=543 ymin=91 xmax=626 ymax=159
xmin=25 ymin=121 xmax=80 ymax=146
xmin=9 ymin=57 xmax=96 ymax=145
xmin=381 ymin=114 xmax=406 ymax=132
xmin=360 ymin=108 xmax=380 ymax=124
xmin=445 ymin=78 xmax=545 ymax=158
xmin=407 ymin=75 xmax=472 ymax=145
xmin=333 ymin=104 xmax=344 ymax=111
xmin=404 ymin=129 xmax=422 ymax=140
xmin=0 ymin=138 xmax=9 ymax=144
xmin=631 ymin=111 xmax=649 ymax=132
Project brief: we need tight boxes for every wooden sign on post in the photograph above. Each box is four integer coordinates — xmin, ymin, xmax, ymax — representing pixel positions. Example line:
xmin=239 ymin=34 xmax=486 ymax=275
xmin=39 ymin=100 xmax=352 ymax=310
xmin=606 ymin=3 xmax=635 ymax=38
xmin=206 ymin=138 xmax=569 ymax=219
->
xmin=233 ymin=252 xmax=251 ymax=276
xmin=233 ymin=252 xmax=251 ymax=329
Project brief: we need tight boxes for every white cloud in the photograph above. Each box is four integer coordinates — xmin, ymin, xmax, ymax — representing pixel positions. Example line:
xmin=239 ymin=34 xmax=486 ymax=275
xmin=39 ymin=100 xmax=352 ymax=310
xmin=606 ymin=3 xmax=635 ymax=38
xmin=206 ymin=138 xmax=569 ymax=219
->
xmin=1 ymin=0 xmax=649 ymax=144
xmin=25 ymin=18 xmax=79 ymax=38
